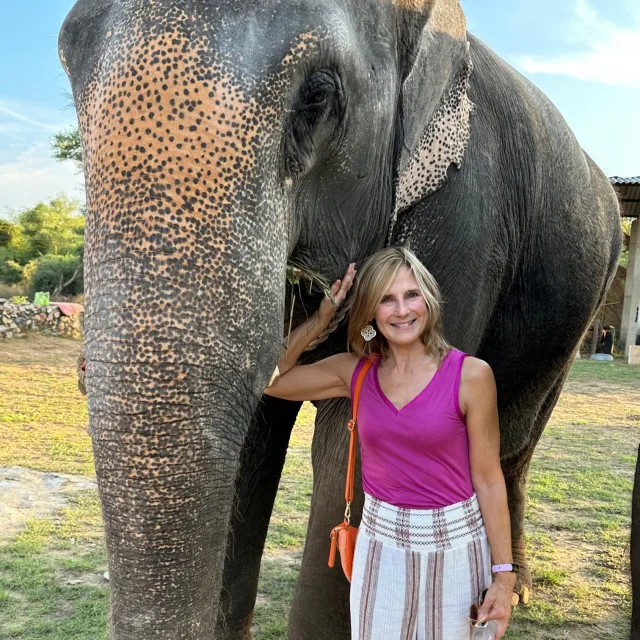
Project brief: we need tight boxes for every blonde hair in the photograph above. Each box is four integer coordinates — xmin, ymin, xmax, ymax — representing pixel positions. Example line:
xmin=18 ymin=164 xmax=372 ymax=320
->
xmin=348 ymin=246 xmax=451 ymax=362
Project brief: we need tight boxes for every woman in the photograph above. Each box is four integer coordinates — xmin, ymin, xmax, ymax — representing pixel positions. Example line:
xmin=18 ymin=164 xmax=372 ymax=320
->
xmin=265 ymin=247 xmax=516 ymax=639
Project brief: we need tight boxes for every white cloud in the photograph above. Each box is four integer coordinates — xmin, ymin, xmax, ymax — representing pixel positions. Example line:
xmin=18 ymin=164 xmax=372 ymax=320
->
xmin=515 ymin=0 xmax=640 ymax=89
xmin=0 ymin=145 xmax=84 ymax=215
xmin=0 ymin=100 xmax=73 ymax=133
xmin=0 ymin=99 xmax=83 ymax=213
xmin=0 ymin=105 xmax=61 ymax=132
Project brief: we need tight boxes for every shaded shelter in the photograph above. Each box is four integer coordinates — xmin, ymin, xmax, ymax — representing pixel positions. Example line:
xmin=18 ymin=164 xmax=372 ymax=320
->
xmin=611 ymin=177 xmax=640 ymax=355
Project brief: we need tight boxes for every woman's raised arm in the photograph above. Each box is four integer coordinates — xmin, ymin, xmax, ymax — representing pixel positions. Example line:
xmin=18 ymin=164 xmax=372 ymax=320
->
xmin=264 ymin=352 xmax=359 ymax=401
xmin=264 ymin=263 xmax=359 ymax=402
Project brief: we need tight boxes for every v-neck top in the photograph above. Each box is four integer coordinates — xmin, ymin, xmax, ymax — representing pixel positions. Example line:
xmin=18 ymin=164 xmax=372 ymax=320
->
xmin=351 ymin=349 xmax=474 ymax=509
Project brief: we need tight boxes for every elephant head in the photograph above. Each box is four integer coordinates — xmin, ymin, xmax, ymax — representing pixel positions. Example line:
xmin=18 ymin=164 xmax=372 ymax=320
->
xmin=59 ymin=0 xmax=474 ymax=636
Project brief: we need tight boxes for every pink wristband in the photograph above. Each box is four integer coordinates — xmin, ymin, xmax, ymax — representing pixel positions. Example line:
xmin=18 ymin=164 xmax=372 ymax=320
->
xmin=492 ymin=563 xmax=518 ymax=573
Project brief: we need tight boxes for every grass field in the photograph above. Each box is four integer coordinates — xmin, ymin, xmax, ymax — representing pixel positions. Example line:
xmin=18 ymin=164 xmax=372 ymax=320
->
xmin=0 ymin=336 xmax=638 ymax=639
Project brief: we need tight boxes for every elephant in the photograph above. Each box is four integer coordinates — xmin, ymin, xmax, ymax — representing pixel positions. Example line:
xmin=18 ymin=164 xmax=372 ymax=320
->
xmin=58 ymin=0 xmax=622 ymax=638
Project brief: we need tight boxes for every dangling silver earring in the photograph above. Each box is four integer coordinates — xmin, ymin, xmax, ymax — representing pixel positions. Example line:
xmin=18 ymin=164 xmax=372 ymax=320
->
xmin=361 ymin=324 xmax=377 ymax=342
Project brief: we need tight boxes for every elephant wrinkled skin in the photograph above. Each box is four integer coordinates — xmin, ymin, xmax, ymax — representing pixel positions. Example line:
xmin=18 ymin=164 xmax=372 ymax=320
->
xmin=59 ymin=0 xmax=621 ymax=638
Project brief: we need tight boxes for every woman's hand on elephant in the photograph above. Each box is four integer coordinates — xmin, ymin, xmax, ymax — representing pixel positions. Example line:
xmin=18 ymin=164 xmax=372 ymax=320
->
xmin=476 ymin=577 xmax=514 ymax=639
xmin=317 ymin=263 xmax=356 ymax=325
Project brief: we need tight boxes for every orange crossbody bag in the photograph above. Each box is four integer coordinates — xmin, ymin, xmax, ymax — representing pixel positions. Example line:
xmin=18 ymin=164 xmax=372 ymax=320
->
xmin=328 ymin=356 xmax=376 ymax=582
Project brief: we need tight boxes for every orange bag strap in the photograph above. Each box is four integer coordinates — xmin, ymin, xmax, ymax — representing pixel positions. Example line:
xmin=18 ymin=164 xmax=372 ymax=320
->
xmin=343 ymin=356 xmax=376 ymax=523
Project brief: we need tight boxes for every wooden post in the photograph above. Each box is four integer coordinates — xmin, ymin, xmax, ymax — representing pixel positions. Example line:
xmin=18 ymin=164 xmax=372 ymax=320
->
xmin=631 ymin=444 xmax=640 ymax=639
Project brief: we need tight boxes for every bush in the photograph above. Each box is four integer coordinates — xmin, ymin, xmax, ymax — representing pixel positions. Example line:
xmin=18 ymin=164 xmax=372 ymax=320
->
xmin=0 ymin=259 xmax=24 ymax=284
xmin=0 ymin=220 xmax=16 ymax=248
xmin=20 ymin=260 xmax=38 ymax=286
xmin=29 ymin=254 xmax=83 ymax=297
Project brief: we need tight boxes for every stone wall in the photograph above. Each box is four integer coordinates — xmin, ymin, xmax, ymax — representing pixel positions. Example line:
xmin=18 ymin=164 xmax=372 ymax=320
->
xmin=0 ymin=299 xmax=83 ymax=339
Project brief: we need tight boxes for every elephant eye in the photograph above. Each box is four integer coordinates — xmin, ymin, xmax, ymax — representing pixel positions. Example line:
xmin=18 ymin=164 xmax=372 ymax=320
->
xmin=298 ymin=69 xmax=343 ymax=122
xmin=283 ymin=69 xmax=344 ymax=180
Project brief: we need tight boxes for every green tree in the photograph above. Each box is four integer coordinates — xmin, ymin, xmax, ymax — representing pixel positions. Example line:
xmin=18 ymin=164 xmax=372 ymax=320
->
xmin=0 ymin=259 xmax=23 ymax=284
xmin=0 ymin=128 xmax=87 ymax=292
xmin=0 ymin=220 xmax=17 ymax=248
xmin=51 ymin=127 xmax=83 ymax=170
xmin=29 ymin=253 xmax=83 ymax=297
xmin=17 ymin=196 xmax=84 ymax=257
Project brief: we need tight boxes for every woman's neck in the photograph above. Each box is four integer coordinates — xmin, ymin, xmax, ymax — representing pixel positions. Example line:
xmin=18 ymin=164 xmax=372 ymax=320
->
xmin=383 ymin=341 xmax=433 ymax=372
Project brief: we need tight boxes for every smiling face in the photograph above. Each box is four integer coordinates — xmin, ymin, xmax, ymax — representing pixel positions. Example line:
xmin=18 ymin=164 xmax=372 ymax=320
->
xmin=374 ymin=266 xmax=429 ymax=347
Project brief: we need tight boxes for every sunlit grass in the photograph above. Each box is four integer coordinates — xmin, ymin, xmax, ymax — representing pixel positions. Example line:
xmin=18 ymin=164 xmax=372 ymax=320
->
xmin=0 ymin=493 xmax=107 ymax=640
xmin=0 ymin=363 xmax=92 ymax=476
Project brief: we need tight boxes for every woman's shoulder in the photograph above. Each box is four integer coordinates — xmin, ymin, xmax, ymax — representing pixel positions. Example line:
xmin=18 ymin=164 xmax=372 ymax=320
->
xmin=334 ymin=352 xmax=375 ymax=395
xmin=458 ymin=356 xmax=497 ymax=416
xmin=459 ymin=355 xmax=495 ymax=385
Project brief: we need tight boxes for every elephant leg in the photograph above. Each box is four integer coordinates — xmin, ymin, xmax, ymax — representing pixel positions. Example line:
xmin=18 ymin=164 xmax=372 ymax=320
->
xmin=503 ymin=459 xmax=533 ymax=603
xmin=501 ymin=370 xmax=569 ymax=604
xmin=289 ymin=397 xmax=356 ymax=640
xmin=216 ymin=396 xmax=301 ymax=640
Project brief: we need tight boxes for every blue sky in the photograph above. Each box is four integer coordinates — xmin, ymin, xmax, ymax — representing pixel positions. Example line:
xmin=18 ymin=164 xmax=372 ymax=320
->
xmin=0 ymin=0 xmax=638 ymax=214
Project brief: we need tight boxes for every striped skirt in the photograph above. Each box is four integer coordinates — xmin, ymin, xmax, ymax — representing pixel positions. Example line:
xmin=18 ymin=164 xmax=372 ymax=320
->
xmin=350 ymin=494 xmax=491 ymax=640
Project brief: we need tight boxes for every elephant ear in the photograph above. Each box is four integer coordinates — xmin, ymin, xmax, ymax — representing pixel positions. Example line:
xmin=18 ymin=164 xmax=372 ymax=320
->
xmin=391 ymin=3 xmax=474 ymax=229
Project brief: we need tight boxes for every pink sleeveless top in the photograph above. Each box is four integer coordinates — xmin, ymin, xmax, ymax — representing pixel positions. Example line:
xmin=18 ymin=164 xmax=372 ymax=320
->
xmin=351 ymin=349 xmax=474 ymax=510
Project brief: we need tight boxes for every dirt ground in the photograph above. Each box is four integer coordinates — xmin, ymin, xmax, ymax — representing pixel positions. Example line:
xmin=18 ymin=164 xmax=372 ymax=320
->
xmin=0 ymin=466 xmax=96 ymax=539
xmin=0 ymin=334 xmax=82 ymax=368
xmin=0 ymin=337 xmax=93 ymax=540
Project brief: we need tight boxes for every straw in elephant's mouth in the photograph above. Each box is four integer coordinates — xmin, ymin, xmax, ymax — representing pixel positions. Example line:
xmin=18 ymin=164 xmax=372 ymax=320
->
xmin=284 ymin=260 xmax=342 ymax=350
xmin=286 ymin=260 xmax=334 ymax=301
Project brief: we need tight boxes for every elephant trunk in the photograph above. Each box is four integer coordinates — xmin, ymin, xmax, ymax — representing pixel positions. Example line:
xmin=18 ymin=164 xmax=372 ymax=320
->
xmin=90 ymin=362 xmax=244 ymax=636
xmin=85 ymin=256 xmax=284 ymax=638
xmin=68 ymin=5 xmax=296 ymax=635
xmin=80 ymin=43 xmax=288 ymax=635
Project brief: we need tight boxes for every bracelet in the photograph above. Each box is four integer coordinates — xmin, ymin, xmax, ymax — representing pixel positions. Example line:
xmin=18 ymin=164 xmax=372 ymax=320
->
xmin=492 ymin=563 xmax=519 ymax=574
